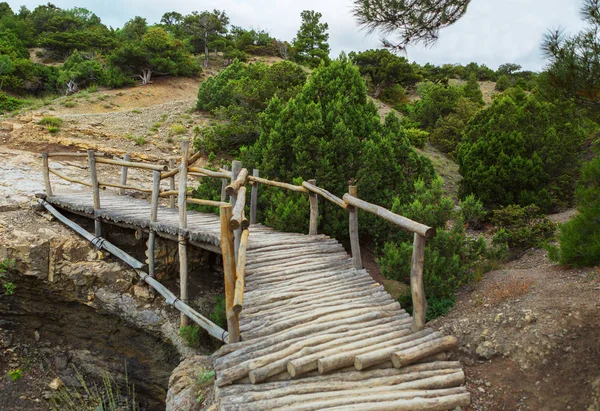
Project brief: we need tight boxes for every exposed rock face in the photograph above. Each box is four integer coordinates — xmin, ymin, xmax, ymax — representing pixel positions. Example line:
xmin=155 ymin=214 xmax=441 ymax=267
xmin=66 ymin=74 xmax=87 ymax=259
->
xmin=0 ymin=208 xmax=212 ymax=409
xmin=166 ymin=355 xmax=215 ymax=411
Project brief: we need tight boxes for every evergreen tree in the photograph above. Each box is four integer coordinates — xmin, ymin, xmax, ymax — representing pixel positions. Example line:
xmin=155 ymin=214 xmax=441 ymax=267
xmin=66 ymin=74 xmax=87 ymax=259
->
xmin=110 ymin=27 xmax=200 ymax=85
xmin=462 ymin=73 xmax=484 ymax=105
xmin=291 ymin=10 xmax=330 ymax=68
xmin=457 ymin=92 xmax=587 ymax=211
xmin=251 ymin=55 xmax=435 ymax=238
xmin=551 ymin=155 xmax=600 ymax=267
xmin=542 ymin=0 xmax=600 ymax=116
xmin=352 ymin=0 xmax=470 ymax=50
xmin=495 ymin=74 xmax=511 ymax=91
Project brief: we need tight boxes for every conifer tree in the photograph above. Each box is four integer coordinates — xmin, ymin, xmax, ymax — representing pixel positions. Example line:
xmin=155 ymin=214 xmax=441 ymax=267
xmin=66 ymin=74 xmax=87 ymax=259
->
xmin=291 ymin=10 xmax=330 ymax=68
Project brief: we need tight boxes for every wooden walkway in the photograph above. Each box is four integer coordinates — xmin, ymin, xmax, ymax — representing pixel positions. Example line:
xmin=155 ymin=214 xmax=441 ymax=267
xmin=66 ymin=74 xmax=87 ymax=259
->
xmin=45 ymin=192 xmax=470 ymax=411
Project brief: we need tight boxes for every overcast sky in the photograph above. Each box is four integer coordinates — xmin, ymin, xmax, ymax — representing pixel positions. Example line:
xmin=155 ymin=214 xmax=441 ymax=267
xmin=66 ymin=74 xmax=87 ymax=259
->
xmin=7 ymin=0 xmax=587 ymax=71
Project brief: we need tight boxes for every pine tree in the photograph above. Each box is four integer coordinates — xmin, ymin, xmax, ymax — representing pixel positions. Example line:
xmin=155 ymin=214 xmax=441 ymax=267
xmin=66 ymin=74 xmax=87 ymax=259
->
xmin=291 ymin=10 xmax=330 ymax=68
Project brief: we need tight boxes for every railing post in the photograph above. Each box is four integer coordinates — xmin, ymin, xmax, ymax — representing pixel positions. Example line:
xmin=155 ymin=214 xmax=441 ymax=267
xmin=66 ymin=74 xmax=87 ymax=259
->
xmin=87 ymin=150 xmax=101 ymax=237
xmin=220 ymin=165 xmax=230 ymax=202
xmin=169 ymin=159 xmax=176 ymax=208
xmin=119 ymin=154 xmax=130 ymax=195
xmin=178 ymin=140 xmax=189 ymax=327
xmin=411 ymin=233 xmax=427 ymax=332
xmin=308 ymin=179 xmax=318 ymax=235
xmin=250 ymin=169 xmax=259 ymax=225
xmin=220 ymin=204 xmax=240 ymax=343
xmin=348 ymin=185 xmax=362 ymax=269
xmin=147 ymin=170 xmax=161 ymax=277
xmin=42 ymin=152 xmax=53 ymax=197
xmin=230 ymin=160 xmax=242 ymax=260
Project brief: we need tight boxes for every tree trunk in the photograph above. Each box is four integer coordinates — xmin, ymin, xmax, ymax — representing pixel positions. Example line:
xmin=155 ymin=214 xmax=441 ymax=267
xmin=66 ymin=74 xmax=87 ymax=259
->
xmin=139 ymin=68 xmax=152 ymax=86
xmin=204 ymin=31 xmax=210 ymax=68
xmin=66 ymin=80 xmax=79 ymax=95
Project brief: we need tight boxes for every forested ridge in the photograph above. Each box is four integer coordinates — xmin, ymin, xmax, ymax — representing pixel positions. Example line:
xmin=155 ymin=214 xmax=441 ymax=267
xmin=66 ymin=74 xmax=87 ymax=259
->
xmin=2 ymin=0 xmax=600 ymax=318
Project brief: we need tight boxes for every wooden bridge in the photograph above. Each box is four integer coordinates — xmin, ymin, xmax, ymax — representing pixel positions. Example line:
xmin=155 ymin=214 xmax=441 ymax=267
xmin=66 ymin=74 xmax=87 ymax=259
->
xmin=37 ymin=142 xmax=470 ymax=410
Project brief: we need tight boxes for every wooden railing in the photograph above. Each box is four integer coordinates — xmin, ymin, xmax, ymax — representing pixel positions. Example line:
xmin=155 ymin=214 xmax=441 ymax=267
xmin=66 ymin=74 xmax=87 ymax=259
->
xmin=40 ymin=139 xmax=434 ymax=341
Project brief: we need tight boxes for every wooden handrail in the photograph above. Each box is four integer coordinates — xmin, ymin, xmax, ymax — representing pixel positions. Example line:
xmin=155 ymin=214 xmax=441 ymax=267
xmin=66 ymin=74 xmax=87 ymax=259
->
xmin=160 ymin=151 xmax=203 ymax=180
xmin=48 ymin=168 xmax=92 ymax=188
xmin=247 ymin=175 xmax=308 ymax=193
xmin=231 ymin=186 xmax=248 ymax=230
xmin=96 ymin=157 xmax=167 ymax=172
xmin=186 ymin=198 xmax=228 ymax=207
xmin=39 ymin=152 xmax=109 ymax=158
xmin=302 ymin=181 xmax=347 ymax=209
xmin=342 ymin=193 xmax=435 ymax=238
xmin=226 ymin=168 xmax=249 ymax=195
xmin=188 ymin=169 xmax=231 ymax=179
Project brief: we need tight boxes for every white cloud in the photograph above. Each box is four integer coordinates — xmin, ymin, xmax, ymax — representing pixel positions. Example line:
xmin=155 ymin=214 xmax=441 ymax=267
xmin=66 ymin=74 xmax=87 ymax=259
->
xmin=7 ymin=0 xmax=587 ymax=70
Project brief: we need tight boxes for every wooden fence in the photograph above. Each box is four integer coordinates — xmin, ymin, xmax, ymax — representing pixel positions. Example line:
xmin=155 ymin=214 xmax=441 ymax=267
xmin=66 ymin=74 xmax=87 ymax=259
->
xmin=40 ymin=140 xmax=434 ymax=342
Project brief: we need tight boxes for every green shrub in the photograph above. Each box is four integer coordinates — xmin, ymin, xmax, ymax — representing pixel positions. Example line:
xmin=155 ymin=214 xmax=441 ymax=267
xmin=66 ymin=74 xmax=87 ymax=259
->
xmin=378 ymin=179 xmax=499 ymax=320
xmin=411 ymin=82 xmax=463 ymax=130
xmin=86 ymin=84 xmax=99 ymax=93
xmin=0 ymin=259 xmax=15 ymax=296
xmin=171 ymin=124 xmax=186 ymax=135
xmin=209 ymin=294 xmax=226 ymax=329
xmin=429 ymin=97 xmax=480 ymax=157
xmin=0 ymin=92 xmax=26 ymax=113
xmin=8 ymin=369 xmax=22 ymax=382
xmin=459 ymin=194 xmax=487 ymax=229
xmin=491 ymin=204 xmax=556 ymax=253
xmin=550 ymin=156 xmax=600 ymax=267
xmin=404 ymin=128 xmax=429 ymax=148
xmin=458 ymin=93 xmax=587 ymax=212
xmin=179 ymin=325 xmax=200 ymax=348
xmin=126 ymin=134 xmax=146 ymax=145
xmin=495 ymin=74 xmax=511 ymax=91
xmin=196 ymin=60 xmax=307 ymax=151
xmin=131 ymin=109 xmax=141 ymax=114
xmin=462 ymin=73 xmax=484 ymax=106
xmin=62 ymin=101 xmax=76 ymax=108
xmin=38 ymin=117 xmax=63 ymax=132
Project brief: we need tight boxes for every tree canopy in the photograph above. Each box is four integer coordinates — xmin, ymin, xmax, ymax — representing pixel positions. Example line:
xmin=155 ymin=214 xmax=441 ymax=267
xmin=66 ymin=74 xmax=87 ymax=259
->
xmin=352 ymin=0 xmax=470 ymax=50
xmin=291 ymin=10 xmax=330 ymax=68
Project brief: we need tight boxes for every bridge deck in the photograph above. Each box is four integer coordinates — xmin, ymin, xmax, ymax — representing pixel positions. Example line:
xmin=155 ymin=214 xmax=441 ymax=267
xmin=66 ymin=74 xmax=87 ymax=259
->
xmin=46 ymin=193 xmax=469 ymax=410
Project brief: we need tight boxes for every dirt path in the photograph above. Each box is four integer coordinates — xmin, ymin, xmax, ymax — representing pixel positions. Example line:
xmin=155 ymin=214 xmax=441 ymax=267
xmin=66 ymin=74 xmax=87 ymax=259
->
xmin=431 ymin=248 xmax=600 ymax=410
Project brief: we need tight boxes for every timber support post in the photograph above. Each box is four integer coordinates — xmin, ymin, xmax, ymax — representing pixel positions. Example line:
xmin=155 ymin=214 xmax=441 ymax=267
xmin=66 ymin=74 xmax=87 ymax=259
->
xmin=250 ymin=169 xmax=259 ymax=225
xmin=87 ymin=150 xmax=101 ymax=237
xmin=230 ymin=160 xmax=242 ymax=260
xmin=411 ymin=232 xmax=427 ymax=332
xmin=220 ymin=204 xmax=240 ymax=343
xmin=220 ymin=165 xmax=230 ymax=202
xmin=178 ymin=140 xmax=190 ymax=327
xmin=42 ymin=152 xmax=52 ymax=197
xmin=308 ymin=179 xmax=318 ymax=235
xmin=148 ymin=170 xmax=161 ymax=277
xmin=169 ymin=159 xmax=176 ymax=208
xmin=348 ymin=185 xmax=362 ymax=269
xmin=119 ymin=154 xmax=130 ymax=195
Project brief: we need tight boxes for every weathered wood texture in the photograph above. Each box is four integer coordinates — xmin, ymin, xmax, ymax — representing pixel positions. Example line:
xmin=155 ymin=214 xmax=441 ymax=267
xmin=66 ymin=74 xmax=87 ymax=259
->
xmin=308 ymin=179 xmax=318 ymax=236
xmin=348 ymin=185 xmax=362 ymax=270
xmin=411 ymin=233 xmax=428 ymax=332
xmin=119 ymin=154 xmax=130 ymax=195
xmin=343 ymin=193 xmax=435 ymax=238
xmin=42 ymin=152 xmax=53 ymax=196
xmin=221 ymin=205 xmax=240 ymax=343
xmin=42 ymin=154 xmax=465 ymax=410
xmin=250 ymin=169 xmax=259 ymax=225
